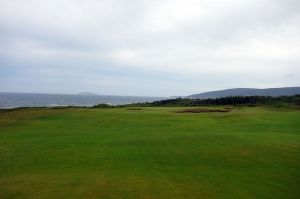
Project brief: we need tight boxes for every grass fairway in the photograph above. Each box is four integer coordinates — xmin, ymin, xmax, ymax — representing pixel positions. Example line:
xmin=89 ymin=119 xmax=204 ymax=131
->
xmin=0 ymin=107 xmax=299 ymax=199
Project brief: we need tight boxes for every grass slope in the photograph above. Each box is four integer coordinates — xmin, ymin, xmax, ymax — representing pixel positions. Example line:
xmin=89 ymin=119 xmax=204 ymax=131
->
xmin=0 ymin=107 xmax=299 ymax=199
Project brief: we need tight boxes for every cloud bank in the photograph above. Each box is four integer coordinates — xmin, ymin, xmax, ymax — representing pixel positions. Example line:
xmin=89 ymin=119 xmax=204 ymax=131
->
xmin=0 ymin=0 xmax=299 ymax=96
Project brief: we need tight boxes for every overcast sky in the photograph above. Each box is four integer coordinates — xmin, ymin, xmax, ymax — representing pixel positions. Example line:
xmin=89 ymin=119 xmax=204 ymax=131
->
xmin=0 ymin=0 xmax=299 ymax=96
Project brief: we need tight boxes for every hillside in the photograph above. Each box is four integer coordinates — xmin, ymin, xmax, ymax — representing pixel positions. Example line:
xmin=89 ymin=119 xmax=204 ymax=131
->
xmin=188 ymin=87 xmax=300 ymax=99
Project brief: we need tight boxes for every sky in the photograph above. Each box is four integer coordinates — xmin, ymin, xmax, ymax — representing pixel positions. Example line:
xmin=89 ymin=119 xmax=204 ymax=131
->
xmin=0 ymin=0 xmax=299 ymax=96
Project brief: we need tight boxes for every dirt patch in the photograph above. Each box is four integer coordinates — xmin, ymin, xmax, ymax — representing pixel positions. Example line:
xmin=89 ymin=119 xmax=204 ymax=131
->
xmin=127 ymin=108 xmax=143 ymax=111
xmin=175 ymin=108 xmax=231 ymax=113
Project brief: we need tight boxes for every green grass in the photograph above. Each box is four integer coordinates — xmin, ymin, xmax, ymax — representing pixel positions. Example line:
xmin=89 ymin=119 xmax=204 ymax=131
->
xmin=0 ymin=107 xmax=299 ymax=199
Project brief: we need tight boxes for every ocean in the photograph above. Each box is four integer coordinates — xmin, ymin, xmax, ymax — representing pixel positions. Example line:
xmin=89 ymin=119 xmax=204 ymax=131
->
xmin=0 ymin=92 xmax=164 ymax=109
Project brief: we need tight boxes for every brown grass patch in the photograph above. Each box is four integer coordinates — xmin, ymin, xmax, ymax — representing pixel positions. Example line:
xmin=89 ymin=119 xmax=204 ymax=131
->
xmin=127 ymin=107 xmax=143 ymax=111
xmin=175 ymin=108 xmax=231 ymax=113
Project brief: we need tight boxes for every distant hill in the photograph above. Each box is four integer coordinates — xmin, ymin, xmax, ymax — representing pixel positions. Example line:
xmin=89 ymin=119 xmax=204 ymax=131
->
xmin=77 ymin=92 xmax=98 ymax=95
xmin=188 ymin=87 xmax=300 ymax=99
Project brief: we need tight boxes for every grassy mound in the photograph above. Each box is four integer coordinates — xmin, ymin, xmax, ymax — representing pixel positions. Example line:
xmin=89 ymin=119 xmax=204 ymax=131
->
xmin=175 ymin=108 xmax=231 ymax=113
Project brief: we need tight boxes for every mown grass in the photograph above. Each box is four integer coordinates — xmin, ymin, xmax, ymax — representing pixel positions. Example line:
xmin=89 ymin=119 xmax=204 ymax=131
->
xmin=0 ymin=107 xmax=299 ymax=199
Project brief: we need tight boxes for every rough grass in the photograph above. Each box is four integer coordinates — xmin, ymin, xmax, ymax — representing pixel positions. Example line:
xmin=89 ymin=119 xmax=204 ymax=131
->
xmin=0 ymin=107 xmax=299 ymax=199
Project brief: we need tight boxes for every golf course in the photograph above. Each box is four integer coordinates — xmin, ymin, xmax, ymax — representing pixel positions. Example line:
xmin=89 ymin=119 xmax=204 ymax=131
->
xmin=0 ymin=106 xmax=299 ymax=199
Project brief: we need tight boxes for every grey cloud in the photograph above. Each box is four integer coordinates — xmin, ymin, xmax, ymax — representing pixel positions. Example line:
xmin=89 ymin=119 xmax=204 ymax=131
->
xmin=0 ymin=0 xmax=299 ymax=96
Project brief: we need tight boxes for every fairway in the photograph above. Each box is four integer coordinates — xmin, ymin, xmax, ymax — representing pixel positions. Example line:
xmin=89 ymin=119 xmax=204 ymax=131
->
xmin=0 ymin=107 xmax=299 ymax=199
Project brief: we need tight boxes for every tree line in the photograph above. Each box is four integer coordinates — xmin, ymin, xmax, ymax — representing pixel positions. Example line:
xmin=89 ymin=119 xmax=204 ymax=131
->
xmin=125 ymin=95 xmax=300 ymax=107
